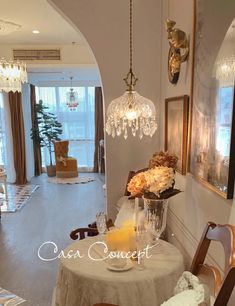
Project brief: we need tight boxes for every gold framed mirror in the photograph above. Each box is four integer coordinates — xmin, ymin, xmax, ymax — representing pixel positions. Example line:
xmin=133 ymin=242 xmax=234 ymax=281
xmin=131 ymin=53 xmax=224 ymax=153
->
xmin=190 ymin=0 xmax=235 ymax=199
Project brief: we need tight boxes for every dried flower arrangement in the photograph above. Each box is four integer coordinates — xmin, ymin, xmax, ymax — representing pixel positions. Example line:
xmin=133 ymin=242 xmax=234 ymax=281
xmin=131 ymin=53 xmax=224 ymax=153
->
xmin=128 ymin=151 xmax=181 ymax=199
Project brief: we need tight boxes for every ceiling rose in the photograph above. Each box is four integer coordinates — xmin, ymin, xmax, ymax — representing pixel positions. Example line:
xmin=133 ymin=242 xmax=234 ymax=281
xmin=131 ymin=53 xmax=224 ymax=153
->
xmin=0 ymin=19 xmax=21 ymax=36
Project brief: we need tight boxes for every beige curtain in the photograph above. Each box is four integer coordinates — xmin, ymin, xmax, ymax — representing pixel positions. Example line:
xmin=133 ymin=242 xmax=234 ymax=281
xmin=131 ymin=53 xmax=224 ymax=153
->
xmin=8 ymin=91 xmax=27 ymax=185
xmin=30 ymin=84 xmax=42 ymax=176
xmin=93 ymin=87 xmax=105 ymax=173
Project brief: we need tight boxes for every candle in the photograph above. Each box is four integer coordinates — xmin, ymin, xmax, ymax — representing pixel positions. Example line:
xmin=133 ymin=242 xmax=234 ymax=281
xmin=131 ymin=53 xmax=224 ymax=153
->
xmin=106 ymin=220 xmax=136 ymax=252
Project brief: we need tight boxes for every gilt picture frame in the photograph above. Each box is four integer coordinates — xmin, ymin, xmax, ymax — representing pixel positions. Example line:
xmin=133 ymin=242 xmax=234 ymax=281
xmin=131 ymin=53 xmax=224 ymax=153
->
xmin=165 ymin=95 xmax=189 ymax=175
xmin=190 ymin=0 xmax=235 ymax=199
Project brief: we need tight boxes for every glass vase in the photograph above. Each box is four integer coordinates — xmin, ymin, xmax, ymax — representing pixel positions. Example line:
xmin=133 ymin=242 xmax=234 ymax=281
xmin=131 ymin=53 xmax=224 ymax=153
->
xmin=143 ymin=197 xmax=168 ymax=242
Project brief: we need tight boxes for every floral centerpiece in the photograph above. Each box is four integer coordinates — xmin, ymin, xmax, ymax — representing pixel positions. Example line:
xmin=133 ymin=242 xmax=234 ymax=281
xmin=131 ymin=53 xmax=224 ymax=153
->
xmin=128 ymin=151 xmax=181 ymax=199
xmin=149 ymin=151 xmax=178 ymax=170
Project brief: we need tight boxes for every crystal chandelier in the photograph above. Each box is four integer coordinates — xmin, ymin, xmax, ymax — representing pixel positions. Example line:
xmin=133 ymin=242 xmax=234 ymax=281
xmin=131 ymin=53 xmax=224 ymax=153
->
xmin=66 ymin=76 xmax=79 ymax=111
xmin=0 ymin=58 xmax=27 ymax=93
xmin=105 ymin=0 xmax=157 ymax=139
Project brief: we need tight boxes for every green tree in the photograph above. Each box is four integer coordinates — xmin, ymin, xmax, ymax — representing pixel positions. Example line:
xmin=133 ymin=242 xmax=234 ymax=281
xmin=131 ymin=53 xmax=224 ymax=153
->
xmin=31 ymin=100 xmax=63 ymax=166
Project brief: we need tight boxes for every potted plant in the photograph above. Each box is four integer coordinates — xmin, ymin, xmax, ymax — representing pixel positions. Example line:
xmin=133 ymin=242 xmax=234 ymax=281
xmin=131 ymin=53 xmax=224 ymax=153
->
xmin=31 ymin=100 xmax=63 ymax=177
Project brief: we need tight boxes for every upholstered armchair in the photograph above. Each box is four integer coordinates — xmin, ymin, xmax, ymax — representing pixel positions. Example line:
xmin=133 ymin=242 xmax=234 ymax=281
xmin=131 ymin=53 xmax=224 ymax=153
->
xmin=54 ymin=140 xmax=78 ymax=178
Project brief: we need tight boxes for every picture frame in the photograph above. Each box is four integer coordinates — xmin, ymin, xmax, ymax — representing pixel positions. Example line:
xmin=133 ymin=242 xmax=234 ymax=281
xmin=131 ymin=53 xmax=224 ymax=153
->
xmin=190 ymin=0 xmax=235 ymax=199
xmin=165 ymin=95 xmax=189 ymax=175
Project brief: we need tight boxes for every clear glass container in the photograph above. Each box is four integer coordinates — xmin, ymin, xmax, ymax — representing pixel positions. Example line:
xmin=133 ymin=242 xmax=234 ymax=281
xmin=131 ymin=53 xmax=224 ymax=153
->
xmin=143 ymin=198 xmax=168 ymax=242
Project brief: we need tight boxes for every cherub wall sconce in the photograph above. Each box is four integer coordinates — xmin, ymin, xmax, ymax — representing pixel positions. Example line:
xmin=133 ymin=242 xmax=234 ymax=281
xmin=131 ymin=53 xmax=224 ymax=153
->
xmin=166 ymin=19 xmax=189 ymax=84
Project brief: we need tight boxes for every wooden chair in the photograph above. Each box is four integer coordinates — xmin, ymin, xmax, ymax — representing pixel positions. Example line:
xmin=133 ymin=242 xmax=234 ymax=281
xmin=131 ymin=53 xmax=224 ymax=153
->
xmin=190 ymin=222 xmax=235 ymax=306
xmin=70 ymin=218 xmax=114 ymax=240
xmin=70 ymin=168 xmax=147 ymax=240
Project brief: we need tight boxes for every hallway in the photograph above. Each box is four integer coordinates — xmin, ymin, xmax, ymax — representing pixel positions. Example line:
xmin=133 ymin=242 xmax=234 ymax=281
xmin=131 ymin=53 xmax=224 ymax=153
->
xmin=0 ymin=173 xmax=106 ymax=306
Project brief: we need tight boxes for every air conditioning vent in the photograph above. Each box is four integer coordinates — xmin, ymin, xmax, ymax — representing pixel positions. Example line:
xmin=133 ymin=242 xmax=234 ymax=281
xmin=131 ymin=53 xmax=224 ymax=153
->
xmin=13 ymin=49 xmax=61 ymax=61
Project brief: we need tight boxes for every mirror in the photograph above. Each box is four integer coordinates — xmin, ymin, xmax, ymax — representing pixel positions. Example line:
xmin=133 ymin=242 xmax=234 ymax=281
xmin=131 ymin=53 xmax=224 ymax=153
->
xmin=190 ymin=0 xmax=235 ymax=199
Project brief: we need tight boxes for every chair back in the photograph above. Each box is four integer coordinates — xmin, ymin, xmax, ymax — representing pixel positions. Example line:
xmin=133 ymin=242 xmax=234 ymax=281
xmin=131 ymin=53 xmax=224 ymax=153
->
xmin=54 ymin=140 xmax=69 ymax=159
xmin=70 ymin=219 xmax=114 ymax=240
xmin=190 ymin=222 xmax=235 ymax=306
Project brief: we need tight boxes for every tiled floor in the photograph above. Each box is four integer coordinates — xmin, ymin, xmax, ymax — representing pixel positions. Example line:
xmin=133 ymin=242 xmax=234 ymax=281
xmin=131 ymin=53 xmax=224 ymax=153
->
xmin=0 ymin=173 xmax=105 ymax=306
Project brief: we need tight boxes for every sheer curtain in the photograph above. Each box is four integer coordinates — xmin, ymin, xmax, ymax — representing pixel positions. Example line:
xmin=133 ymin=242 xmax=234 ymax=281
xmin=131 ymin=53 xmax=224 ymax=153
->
xmin=22 ymin=83 xmax=35 ymax=181
xmin=0 ymin=92 xmax=16 ymax=183
xmin=36 ymin=86 xmax=95 ymax=171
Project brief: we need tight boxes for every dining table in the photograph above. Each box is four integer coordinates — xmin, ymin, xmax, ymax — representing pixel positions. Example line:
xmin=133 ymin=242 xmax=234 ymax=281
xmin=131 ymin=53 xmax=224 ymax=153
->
xmin=54 ymin=235 xmax=184 ymax=306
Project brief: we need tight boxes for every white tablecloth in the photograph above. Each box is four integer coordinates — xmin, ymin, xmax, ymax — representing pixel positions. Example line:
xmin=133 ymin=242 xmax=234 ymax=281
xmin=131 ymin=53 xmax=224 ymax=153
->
xmin=55 ymin=236 xmax=184 ymax=306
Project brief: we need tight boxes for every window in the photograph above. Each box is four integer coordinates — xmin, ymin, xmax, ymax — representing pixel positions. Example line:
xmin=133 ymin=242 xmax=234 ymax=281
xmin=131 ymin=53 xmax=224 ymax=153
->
xmin=216 ymin=86 xmax=233 ymax=157
xmin=36 ymin=87 xmax=95 ymax=171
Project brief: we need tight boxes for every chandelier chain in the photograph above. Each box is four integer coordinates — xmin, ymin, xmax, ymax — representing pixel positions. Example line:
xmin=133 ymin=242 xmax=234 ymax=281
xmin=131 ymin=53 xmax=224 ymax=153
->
xmin=130 ymin=0 xmax=133 ymax=71
xmin=123 ymin=0 xmax=138 ymax=90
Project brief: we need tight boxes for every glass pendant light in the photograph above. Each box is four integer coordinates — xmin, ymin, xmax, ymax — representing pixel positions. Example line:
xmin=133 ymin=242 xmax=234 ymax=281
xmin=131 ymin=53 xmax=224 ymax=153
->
xmin=66 ymin=76 xmax=79 ymax=111
xmin=105 ymin=0 xmax=157 ymax=139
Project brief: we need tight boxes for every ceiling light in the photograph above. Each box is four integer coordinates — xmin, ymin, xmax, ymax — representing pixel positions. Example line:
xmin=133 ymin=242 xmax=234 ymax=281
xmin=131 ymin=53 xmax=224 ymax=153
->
xmin=32 ymin=30 xmax=40 ymax=34
xmin=66 ymin=77 xmax=79 ymax=111
xmin=0 ymin=58 xmax=27 ymax=93
xmin=105 ymin=0 xmax=157 ymax=139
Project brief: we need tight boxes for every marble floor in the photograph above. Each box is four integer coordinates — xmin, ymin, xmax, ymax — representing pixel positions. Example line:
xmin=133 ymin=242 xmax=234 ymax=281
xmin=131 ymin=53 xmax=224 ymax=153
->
xmin=0 ymin=173 xmax=106 ymax=306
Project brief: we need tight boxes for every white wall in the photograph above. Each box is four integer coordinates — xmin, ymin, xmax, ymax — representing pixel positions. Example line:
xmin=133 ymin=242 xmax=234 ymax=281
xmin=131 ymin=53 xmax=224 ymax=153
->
xmin=161 ymin=0 xmax=235 ymax=304
xmin=48 ymin=0 xmax=162 ymax=219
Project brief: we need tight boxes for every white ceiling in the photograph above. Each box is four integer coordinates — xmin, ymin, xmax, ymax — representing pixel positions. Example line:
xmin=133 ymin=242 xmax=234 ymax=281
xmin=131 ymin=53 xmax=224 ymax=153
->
xmin=0 ymin=0 xmax=100 ymax=85
xmin=0 ymin=0 xmax=83 ymax=45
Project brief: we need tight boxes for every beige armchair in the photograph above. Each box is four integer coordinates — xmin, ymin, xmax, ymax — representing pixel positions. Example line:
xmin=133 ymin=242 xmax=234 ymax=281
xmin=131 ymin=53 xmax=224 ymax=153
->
xmin=54 ymin=140 xmax=78 ymax=178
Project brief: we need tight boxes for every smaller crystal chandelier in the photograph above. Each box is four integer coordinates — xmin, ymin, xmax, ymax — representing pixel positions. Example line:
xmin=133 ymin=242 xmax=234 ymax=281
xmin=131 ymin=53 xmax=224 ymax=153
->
xmin=105 ymin=0 xmax=157 ymax=139
xmin=215 ymin=56 xmax=235 ymax=84
xmin=0 ymin=58 xmax=27 ymax=93
xmin=66 ymin=77 xmax=79 ymax=111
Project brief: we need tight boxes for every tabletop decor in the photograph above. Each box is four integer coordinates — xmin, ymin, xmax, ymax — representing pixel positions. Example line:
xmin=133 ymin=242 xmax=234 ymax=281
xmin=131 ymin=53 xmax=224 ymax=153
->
xmin=128 ymin=151 xmax=181 ymax=241
xmin=106 ymin=220 xmax=136 ymax=252
xmin=127 ymin=149 xmax=180 ymax=200
xmin=149 ymin=150 xmax=178 ymax=170
xmin=127 ymin=166 xmax=175 ymax=199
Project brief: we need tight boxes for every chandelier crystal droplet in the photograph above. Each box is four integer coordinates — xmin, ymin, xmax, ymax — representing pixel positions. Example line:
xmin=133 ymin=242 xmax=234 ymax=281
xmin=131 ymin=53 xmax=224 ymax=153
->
xmin=105 ymin=0 xmax=157 ymax=139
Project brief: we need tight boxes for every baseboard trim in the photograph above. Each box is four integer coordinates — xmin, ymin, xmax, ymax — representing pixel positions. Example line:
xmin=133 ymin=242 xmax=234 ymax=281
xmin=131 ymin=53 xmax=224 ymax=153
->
xmin=167 ymin=208 xmax=223 ymax=272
